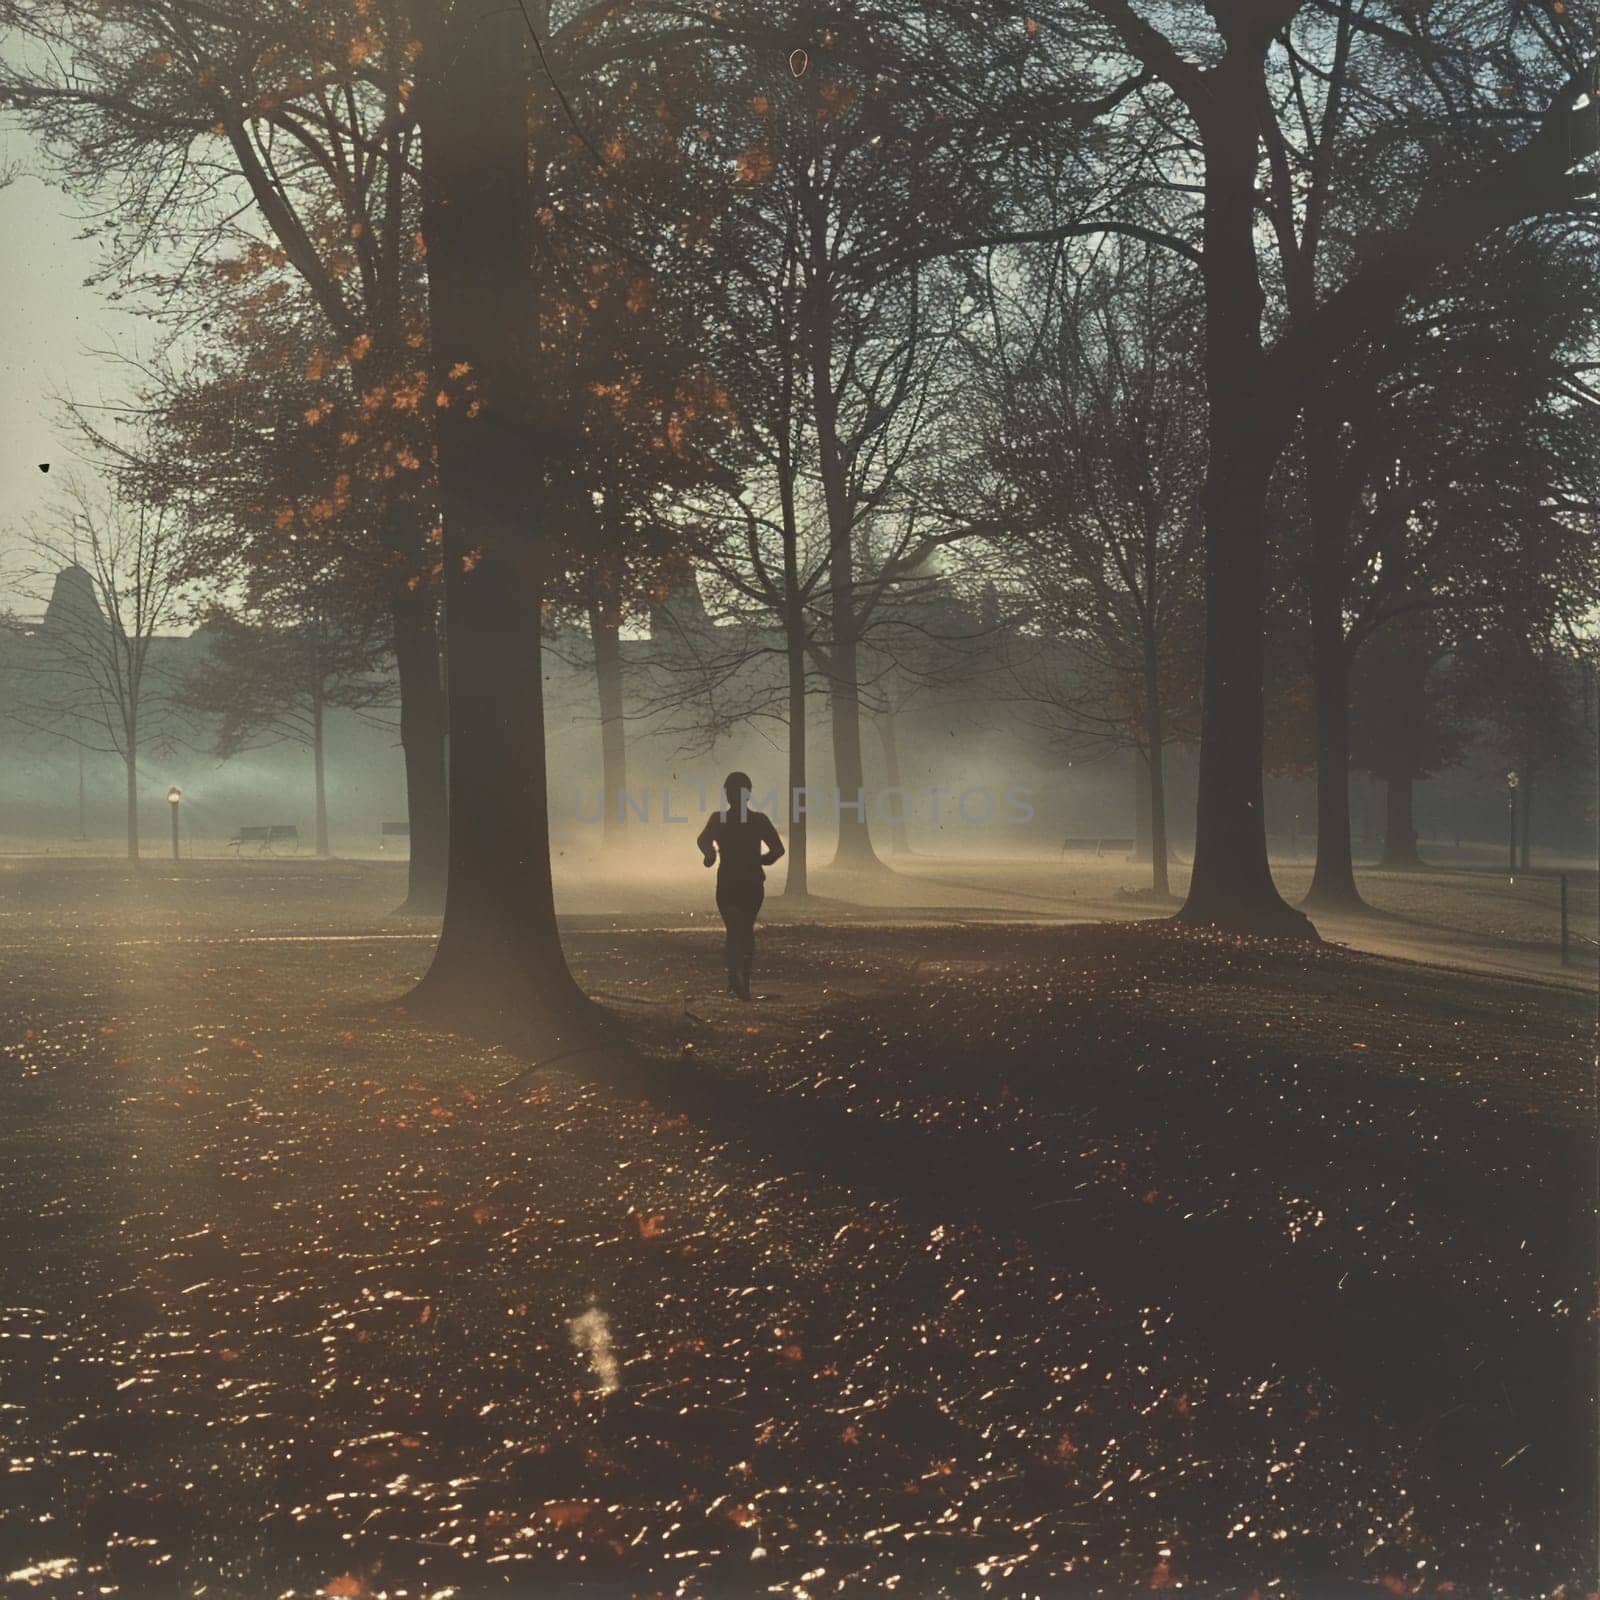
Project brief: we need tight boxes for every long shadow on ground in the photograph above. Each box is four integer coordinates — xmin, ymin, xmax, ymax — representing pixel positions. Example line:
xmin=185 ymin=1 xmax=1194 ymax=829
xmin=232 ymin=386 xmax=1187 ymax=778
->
xmin=574 ymin=920 xmax=1595 ymax=1591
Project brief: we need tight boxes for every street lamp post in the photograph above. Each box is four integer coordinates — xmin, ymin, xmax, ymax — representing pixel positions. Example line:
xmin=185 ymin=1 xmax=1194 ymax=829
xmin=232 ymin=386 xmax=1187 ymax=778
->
xmin=167 ymin=786 xmax=182 ymax=863
xmin=1506 ymin=771 xmax=1519 ymax=876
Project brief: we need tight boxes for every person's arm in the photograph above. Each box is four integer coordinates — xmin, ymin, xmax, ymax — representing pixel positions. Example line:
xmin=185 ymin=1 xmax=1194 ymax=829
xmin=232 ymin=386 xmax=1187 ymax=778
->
xmin=759 ymin=814 xmax=785 ymax=866
xmin=696 ymin=813 xmax=718 ymax=868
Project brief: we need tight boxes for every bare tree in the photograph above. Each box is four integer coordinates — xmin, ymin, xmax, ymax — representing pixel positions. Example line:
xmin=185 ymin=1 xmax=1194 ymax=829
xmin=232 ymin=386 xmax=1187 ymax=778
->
xmin=180 ymin=595 xmax=393 ymax=857
xmin=963 ymin=241 xmax=1204 ymax=897
xmin=1045 ymin=0 xmax=1597 ymax=934
xmin=0 ymin=0 xmax=450 ymax=912
xmin=8 ymin=480 xmax=190 ymax=860
xmin=659 ymin=0 xmax=1115 ymax=876
xmin=1291 ymin=218 xmax=1600 ymax=909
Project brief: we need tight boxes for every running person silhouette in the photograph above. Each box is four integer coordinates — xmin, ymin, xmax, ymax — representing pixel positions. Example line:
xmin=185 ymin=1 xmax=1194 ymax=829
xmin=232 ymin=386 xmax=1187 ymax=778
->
xmin=696 ymin=771 xmax=784 ymax=1000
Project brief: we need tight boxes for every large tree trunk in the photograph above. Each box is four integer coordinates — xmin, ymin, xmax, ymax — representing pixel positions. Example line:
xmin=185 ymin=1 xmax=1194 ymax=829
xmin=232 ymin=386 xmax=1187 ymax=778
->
xmin=1174 ymin=82 xmax=1313 ymax=939
xmin=405 ymin=0 xmax=592 ymax=1044
xmin=1379 ymin=772 xmax=1422 ymax=869
xmin=1175 ymin=438 xmax=1311 ymax=936
xmin=587 ymin=596 xmax=628 ymax=851
xmin=784 ymin=607 xmax=809 ymax=898
xmin=875 ymin=709 xmax=912 ymax=857
xmin=311 ymin=685 xmax=330 ymax=857
xmin=391 ymin=581 xmax=449 ymax=913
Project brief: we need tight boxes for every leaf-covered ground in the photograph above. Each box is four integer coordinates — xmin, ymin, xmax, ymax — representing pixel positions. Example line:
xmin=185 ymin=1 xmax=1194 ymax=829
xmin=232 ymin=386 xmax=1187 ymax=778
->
xmin=0 ymin=859 xmax=1592 ymax=1599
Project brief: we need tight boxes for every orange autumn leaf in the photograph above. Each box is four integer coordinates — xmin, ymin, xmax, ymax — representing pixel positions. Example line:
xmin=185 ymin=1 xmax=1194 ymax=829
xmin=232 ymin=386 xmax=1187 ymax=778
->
xmin=322 ymin=1578 xmax=369 ymax=1599
xmin=735 ymin=147 xmax=774 ymax=183
xmin=636 ymin=1211 xmax=665 ymax=1238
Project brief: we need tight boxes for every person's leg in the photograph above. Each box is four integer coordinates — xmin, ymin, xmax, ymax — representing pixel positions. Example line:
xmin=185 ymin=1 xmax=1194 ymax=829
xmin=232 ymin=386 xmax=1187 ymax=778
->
xmin=740 ymin=885 xmax=764 ymax=995
xmin=715 ymin=883 xmax=740 ymax=989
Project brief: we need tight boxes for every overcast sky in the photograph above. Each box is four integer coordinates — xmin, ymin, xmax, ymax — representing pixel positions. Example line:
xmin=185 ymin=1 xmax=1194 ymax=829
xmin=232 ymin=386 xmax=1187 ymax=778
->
xmin=0 ymin=125 xmax=146 ymax=608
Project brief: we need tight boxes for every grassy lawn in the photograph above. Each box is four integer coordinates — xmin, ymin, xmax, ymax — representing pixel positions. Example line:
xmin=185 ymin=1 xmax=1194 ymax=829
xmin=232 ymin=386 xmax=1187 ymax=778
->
xmin=0 ymin=857 xmax=1592 ymax=1598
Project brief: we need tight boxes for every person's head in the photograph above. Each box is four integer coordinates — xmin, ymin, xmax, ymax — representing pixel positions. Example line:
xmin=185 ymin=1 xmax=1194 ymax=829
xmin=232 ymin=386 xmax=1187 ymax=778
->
xmin=723 ymin=770 xmax=753 ymax=815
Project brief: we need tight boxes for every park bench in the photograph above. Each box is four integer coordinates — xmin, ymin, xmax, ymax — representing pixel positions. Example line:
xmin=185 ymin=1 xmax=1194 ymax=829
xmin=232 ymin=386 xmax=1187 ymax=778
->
xmin=378 ymin=820 xmax=410 ymax=850
xmin=1059 ymin=835 xmax=1136 ymax=857
xmin=228 ymin=824 xmax=300 ymax=855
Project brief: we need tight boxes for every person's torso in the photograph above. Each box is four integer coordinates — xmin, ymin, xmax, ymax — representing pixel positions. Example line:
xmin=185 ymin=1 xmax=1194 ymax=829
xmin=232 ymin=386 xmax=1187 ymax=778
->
xmin=715 ymin=811 xmax=771 ymax=881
